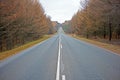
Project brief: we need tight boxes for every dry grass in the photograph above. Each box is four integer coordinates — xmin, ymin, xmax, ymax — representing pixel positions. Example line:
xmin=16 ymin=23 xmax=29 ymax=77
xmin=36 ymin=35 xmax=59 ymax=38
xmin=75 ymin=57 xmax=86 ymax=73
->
xmin=0 ymin=35 xmax=50 ymax=60
xmin=73 ymin=35 xmax=120 ymax=54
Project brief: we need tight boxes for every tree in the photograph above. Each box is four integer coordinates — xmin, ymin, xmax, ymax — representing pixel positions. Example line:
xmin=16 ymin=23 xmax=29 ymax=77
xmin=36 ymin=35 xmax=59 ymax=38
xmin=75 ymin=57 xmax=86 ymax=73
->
xmin=70 ymin=0 xmax=120 ymax=41
xmin=0 ymin=0 xmax=54 ymax=52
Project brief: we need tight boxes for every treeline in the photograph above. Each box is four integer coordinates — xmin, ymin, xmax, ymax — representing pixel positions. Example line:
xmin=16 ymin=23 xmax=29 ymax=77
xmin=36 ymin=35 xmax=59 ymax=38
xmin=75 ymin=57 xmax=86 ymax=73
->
xmin=70 ymin=0 xmax=120 ymax=41
xmin=0 ymin=0 xmax=54 ymax=52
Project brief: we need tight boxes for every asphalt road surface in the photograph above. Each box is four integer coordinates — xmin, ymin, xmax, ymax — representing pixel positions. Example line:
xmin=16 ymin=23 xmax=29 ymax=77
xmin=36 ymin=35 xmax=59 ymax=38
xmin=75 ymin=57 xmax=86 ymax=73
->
xmin=0 ymin=27 xmax=120 ymax=80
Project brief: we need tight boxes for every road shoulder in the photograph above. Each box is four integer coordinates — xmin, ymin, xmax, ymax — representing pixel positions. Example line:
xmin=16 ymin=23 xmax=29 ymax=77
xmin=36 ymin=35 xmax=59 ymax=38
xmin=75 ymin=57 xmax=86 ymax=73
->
xmin=0 ymin=35 xmax=51 ymax=60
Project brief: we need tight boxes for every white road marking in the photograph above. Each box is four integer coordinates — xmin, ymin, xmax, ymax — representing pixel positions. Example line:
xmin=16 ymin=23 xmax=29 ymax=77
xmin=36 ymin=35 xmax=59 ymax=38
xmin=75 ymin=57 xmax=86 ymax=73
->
xmin=61 ymin=44 xmax=62 ymax=48
xmin=61 ymin=55 xmax=64 ymax=73
xmin=56 ymin=36 xmax=61 ymax=80
xmin=62 ymin=75 xmax=66 ymax=80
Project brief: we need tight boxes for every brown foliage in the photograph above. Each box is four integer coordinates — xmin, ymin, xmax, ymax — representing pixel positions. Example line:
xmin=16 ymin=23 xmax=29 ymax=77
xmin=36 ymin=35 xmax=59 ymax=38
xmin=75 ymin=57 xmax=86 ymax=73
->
xmin=0 ymin=0 xmax=54 ymax=52
xmin=70 ymin=0 xmax=120 ymax=40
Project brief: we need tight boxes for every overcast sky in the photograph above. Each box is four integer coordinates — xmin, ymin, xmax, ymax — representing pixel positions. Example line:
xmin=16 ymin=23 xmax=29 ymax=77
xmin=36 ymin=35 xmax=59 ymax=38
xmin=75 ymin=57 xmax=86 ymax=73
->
xmin=39 ymin=0 xmax=81 ymax=23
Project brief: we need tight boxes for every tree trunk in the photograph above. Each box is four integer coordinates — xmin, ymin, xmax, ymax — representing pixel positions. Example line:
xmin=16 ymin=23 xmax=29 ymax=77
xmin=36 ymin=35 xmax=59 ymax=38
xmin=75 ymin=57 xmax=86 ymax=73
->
xmin=86 ymin=32 xmax=89 ymax=39
xmin=0 ymin=40 xmax=2 ymax=52
xmin=109 ymin=23 xmax=112 ymax=41
xmin=118 ymin=24 xmax=120 ymax=39
xmin=94 ymin=31 xmax=97 ymax=39
xmin=103 ymin=25 xmax=106 ymax=39
xmin=86 ymin=29 xmax=89 ymax=39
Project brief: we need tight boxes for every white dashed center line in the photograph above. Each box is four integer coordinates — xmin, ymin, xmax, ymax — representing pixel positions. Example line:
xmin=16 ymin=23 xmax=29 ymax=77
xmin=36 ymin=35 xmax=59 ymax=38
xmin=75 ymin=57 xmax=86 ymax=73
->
xmin=62 ymin=75 xmax=66 ymax=80
xmin=56 ymin=35 xmax=66 ymax=80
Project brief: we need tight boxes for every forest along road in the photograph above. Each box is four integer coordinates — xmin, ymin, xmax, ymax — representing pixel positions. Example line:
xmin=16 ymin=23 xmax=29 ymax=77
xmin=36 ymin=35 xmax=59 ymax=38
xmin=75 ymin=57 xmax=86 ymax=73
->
xmin=0 ymin=27 xmax=120 ymax=80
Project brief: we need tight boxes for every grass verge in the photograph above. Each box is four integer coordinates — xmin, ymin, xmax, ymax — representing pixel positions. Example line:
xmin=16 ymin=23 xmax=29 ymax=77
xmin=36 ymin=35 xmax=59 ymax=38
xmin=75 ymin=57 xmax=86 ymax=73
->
xmin=72 ymin=35 xmax=120 ymax=54
xmin=0 ymin=35 xmax=51 ymax=60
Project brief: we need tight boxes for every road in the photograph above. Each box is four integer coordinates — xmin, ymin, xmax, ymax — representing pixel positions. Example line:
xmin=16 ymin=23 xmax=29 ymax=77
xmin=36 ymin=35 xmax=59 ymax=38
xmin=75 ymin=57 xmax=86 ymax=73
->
xmin=0 ymin=27 xmax=120 ymax=80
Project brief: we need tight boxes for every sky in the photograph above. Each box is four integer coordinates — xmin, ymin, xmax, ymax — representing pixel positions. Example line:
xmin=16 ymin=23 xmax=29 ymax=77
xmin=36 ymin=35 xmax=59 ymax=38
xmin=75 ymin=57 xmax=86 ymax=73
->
xmin=39 ymin=0 xmax=81 ymax=23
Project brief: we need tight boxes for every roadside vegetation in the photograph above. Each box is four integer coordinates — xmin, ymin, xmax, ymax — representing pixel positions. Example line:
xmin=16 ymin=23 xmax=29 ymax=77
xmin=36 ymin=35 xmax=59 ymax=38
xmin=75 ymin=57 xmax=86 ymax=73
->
xmin=63 ymin=0 xmax=120 ymax=40
xmin=0 ymin=0 xmax=56 ymax=52
xmin=63 ymin=0 xmax=120 ymax=54
xmin=0 ymin=35 xmax=51 ymax=60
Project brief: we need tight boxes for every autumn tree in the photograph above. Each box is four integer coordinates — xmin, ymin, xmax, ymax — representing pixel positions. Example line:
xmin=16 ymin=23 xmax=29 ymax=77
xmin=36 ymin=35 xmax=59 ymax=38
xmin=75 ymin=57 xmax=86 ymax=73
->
xmin=70 ymin=0 xmax=120 ymax=40
xmin=0 ymin=0 xmax=54 ymax=52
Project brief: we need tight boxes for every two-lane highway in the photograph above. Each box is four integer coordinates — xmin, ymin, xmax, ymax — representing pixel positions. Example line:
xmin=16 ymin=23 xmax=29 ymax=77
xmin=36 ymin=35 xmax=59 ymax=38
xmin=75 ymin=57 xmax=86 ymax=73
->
xmin=0 ymin=27 xmax=120 ymax=80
